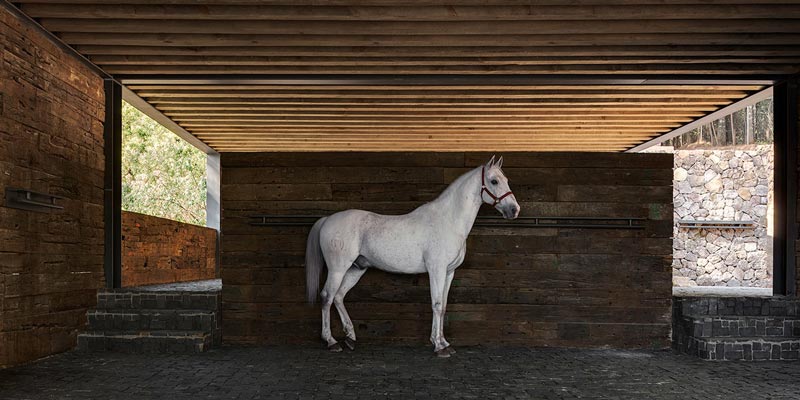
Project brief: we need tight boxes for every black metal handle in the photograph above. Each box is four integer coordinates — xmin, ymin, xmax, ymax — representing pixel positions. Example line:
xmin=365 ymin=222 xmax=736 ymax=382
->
xmin=4 ymin=188 xmax=64 ymax=212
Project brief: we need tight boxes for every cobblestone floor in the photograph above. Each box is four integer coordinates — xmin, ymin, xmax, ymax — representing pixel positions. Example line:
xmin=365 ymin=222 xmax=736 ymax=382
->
xmin=1 ymin=345 xmax=798 ymax=400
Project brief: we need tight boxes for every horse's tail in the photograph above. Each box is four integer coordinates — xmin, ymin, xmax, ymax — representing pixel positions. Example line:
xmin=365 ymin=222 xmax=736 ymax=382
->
xmin=305 ymin=216 xmax=328 ymax=304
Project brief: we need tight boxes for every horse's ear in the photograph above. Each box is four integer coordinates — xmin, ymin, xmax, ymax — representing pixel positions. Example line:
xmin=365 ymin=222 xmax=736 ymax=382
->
xmin=486 ymin=155 xmax=496 ymax=167
xmin=496 ymin=156 xmax=504 ymax=169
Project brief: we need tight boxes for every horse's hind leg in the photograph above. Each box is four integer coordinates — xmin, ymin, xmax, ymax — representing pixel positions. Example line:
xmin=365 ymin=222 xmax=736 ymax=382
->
xmin=320 ymin=266 xmax=348 ymax=352
xmin=334 ymin=266 xmax=367 ymax=350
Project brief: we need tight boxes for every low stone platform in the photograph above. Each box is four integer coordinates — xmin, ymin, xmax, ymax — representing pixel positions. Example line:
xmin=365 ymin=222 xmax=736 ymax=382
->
xmin=673 ymin=296 xmax=800 ymax=361
xmin=132 ymin=278 xmax=222 ymax=292
xmin=77 ymin=280 xmax=222 ymax=353
xmin=1 ymin=346 xmax=799 ymax=399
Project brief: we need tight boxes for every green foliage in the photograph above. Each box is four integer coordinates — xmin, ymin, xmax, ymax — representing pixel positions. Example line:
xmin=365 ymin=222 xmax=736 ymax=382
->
xmin=667 ymin=98 xmax=773 ymax=149
xmin=121 ymin=102 xmax=207 ymax=226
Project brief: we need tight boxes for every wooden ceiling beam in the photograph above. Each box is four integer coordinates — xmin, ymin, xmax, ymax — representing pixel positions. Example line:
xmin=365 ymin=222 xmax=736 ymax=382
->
xmin=170 ymin=116 xmax=695 ymax=122
xmin=209 ymin=147 xmax=632 ymax=153
xmin=40 ymin=18 xmax=800 ymax=35
xmin=197 ymin=135 xmax=656 ymax=140
xmin=183 ymin=123 xmax=681 ymax=129
xmin=142 ymin=99 xmax=733 ymax=106
xmin=126 ymin=84 xmax=765 ymax=91
xmin=14 ymin=0 xmax=800 ymax=5
xmin=89 ymin=55 xmax=800 ymax=66
xmin=163 ymin=112 xmax=705 ymax=118
xmin=189 ymin=128 xmax=668 ymax=134
xmin=75 ymin=45 xmax=800 ymax=58
xmin=131 ymin=90 xmax=750 ymax=98
xmin=21 ymin=4 xmax=800 ymax=21
xmin=101 ymin=64 xmax=800 ymax=75
xmin=155 ymin=106 xmax=722 ymax=113
xmin=57 ymin=32 xmax=800 ymax=47
xmin=10 ymin=2 xmax=792 ymax=153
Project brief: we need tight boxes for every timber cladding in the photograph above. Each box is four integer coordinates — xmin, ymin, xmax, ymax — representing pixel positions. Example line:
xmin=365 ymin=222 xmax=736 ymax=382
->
xmin=220 ymin=152 xmax=674 ymax=348
xmin=0 ymin=7 xmax=105 ymax=367
xmin=121 ymin=211 xmax=218 ymax=288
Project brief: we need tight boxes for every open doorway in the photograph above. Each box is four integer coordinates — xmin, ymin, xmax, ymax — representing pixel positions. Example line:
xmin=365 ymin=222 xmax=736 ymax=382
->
xmin=645 ymin=97 xmax=774 ymax=296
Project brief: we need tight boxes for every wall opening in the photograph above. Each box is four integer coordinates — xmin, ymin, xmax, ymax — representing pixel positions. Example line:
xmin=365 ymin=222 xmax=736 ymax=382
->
xmin=121 ymin=101 xmax=208 ymax=226
xmin=118 ymin=101 xmax=218 ymax=288
xmin=645 ymin=97 xmax=775 ymax=296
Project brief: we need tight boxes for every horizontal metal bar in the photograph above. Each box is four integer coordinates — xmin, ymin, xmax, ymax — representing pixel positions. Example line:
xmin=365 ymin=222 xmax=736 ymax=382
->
xmin=14 ymin=197 xmax=63 ymax=209
xmin=4 ymin=188 xmax=64 ymax=212
xmin=676 ymin=219 xmax=756 ymax=224
xmin=248 ymin=214 xmax=645 ymax=229
xmin=676 ymin=219 xmax=757 ymax=229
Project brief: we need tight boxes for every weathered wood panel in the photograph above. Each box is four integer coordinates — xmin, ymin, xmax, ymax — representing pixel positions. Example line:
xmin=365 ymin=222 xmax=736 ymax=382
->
xmin=121 ymin=211 xmax=218 ymax=287
xmin=0 ymin=6 xmax=105 ymax=367
xmin=796 ymin=83 xmax=800 ymax=296
xmin=220 ymin=152 xmax=673 ymax=348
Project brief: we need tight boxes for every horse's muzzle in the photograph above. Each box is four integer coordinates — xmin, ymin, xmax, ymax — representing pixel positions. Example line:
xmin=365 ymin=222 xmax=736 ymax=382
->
xmin=500 ymin=204 xmax=520 ymax=220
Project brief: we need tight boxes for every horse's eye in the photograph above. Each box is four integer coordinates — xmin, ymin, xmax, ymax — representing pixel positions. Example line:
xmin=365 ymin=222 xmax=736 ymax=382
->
xmin=491 ymin=179 xmax=498 ymax=185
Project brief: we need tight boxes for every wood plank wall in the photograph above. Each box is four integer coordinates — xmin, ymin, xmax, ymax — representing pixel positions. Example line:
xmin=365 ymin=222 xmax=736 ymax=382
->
xmin=0 ymin=7 xmax=105 ymax=367
xmin=796 ymin=83 xmax=800 ymax=296
xmin=220 ymin=152 xmax=674 ymax=348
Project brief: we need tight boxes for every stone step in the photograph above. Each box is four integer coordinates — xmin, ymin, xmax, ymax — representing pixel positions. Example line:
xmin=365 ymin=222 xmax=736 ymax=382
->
xmin=77 ymin=331 xmax=212 ymax=353
xmin=681 ymin=337 xmax=800 ymax=361
xmin=676 ymin=297 xmax=799 ymax=318
xmin=96 ymin=291 xmax=219 ymax=311
xmin=87 ymin=309 xmax=218 ymax=333
xmin=679 ymin=315 xmax=800 ymax=339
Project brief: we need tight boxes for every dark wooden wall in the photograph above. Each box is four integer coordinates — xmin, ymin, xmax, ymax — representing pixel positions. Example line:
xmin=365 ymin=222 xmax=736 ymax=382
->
xmin=220 ymin=152 xmax=673 ymax=348
xmin=796 ymin=84 xmax=800 ymax=296
xmin=0 ymin=7 xmax=105 ymax=367
xmin=121 ymin=211 xmax=218 ymax=288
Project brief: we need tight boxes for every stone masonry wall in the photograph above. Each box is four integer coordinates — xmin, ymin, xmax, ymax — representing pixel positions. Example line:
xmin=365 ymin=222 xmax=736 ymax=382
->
xmin=0 ymin=8 xmax=105 ymax=367
xmin=122 ymin=211 xmax=218 ymax=288
xmin=673 ymin=146 xmax=774 ymax=288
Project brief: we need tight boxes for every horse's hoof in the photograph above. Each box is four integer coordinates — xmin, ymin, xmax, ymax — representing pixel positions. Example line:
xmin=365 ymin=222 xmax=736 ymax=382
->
xmin=344 ymin=338 xmax=356 ymax=351
xmin=444 ymin=346 xmax=456 ymax=355
xmin=327 ymin=343 xmax=343 ymax=352
xmin=435 ymin=348 xmax=451 ymax=358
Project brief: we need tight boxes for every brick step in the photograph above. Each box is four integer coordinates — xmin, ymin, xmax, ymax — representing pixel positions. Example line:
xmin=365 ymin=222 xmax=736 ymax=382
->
xmin=77 ymin=331 xmax=212 ymax=353
xmin=681 ymin=315 xmax=800 ymax=339
xmin=683 ymin=336 xmax=800 ymax=361
xmin=96 ymin=291 xmax=219 ymax=311
xmin=87 ymin=309 xmax=217 ymax=332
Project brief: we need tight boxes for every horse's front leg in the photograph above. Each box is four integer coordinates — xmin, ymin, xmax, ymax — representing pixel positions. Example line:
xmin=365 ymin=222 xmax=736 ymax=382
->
xmin=428 ymin=267 xmax=449 ymax=357
xmin=439 ymin=270 xmax=455 ymax=354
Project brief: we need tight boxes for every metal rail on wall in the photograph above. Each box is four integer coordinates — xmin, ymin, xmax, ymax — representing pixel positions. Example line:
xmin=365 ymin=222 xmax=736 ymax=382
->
xmin=249 ymin=215 xmax=646 ymax=229
xmin=676 ymin=220 xmax=757 ymax=229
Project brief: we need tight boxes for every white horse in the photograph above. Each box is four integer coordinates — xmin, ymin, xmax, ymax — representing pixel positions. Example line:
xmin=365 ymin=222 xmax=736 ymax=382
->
xmin=305 ymin=156 xmax=520 ymax=357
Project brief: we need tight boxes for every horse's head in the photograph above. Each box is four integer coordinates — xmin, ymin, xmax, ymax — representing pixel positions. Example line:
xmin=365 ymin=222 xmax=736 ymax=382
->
xmin=480 ymin=155 xmax=520 ymax=220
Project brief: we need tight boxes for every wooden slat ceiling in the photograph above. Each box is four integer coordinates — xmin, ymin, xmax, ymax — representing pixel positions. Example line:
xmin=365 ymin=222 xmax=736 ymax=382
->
xmin=14 ymin=1 xmax=800 ymax=152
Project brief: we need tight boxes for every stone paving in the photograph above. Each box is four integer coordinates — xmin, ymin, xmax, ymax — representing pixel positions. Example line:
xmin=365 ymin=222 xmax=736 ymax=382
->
xmin=130 ymin=278 xmax=222 ymax=292
xmin=1 ymin=345 xmax=798 ymax=400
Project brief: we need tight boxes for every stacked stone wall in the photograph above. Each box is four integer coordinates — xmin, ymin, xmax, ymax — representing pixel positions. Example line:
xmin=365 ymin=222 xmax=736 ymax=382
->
xmin=672 ymin=146 xmax=774 ymax=287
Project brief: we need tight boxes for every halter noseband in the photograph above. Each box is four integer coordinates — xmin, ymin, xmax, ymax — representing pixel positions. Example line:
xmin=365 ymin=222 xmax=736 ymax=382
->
xmin=481 ymin=165 xmax=513 ymax=206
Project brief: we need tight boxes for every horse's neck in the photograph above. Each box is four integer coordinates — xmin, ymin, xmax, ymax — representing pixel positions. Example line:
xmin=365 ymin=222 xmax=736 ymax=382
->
xmin=425 ymin=167 xmax=483 ymax=239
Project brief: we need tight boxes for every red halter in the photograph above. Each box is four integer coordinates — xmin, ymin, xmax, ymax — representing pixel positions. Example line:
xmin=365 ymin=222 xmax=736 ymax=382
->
xmin=481 ymin=165 xmax=513 ymax=206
